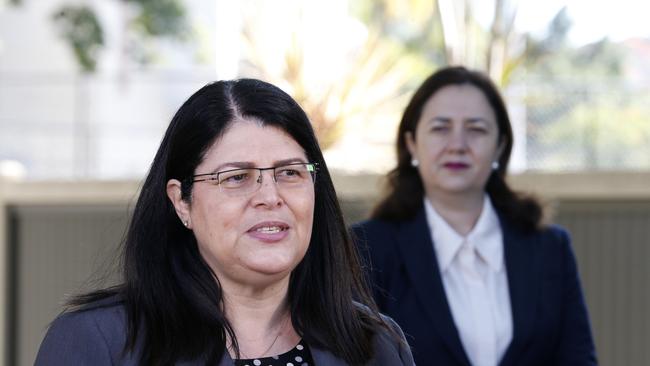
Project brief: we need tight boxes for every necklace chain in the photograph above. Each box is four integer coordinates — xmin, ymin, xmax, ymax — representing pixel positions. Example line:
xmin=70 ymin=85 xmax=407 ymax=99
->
xmin=240 ymin=314 xmax=290 ymax=359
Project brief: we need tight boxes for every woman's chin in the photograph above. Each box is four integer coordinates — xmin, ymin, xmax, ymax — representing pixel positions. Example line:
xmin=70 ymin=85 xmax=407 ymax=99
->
xmin=244 ymin=258 xmax=297 ymax=278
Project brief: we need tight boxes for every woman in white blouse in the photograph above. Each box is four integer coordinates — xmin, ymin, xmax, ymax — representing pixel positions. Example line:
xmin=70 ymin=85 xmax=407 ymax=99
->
xmin=352 ymin=66 xmax=597 ymax=366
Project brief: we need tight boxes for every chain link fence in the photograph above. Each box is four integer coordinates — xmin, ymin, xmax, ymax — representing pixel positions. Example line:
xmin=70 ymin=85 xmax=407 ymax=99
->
xmin=514 ymin=77 xmax=650 ymax=171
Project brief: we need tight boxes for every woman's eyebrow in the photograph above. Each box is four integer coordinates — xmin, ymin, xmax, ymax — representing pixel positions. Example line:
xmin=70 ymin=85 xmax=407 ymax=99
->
xmin=207 ymin=158 xmax=307 ymax=174
xmin=465 ymin=117 xmax=494 ymax=127
xmin=466 ymin=117 xmax=490 ymax=123
xmin=427 ymin=117 xmax=452 ymax=124
xmin=207 ymin=161 xmax=255 ymax=174
xmin=272 ymin=157 xmax=307 ymax=166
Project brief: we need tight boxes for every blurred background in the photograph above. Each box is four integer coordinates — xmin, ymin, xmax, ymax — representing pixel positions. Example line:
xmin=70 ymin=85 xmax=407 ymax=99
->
xmin=0 ymin=0 xmax=649 ymax=365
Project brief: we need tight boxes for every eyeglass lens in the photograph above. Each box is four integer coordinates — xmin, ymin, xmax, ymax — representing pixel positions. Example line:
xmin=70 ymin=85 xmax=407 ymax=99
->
xmin=215 ymin=163 xmax=316 ymax=196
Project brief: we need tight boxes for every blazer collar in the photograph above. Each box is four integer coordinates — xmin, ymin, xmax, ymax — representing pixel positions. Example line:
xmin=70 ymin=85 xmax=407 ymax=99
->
xmin=425 ymin=195 xmax=504 ymax=273
xmin=395 ymin=207 xmax=472 ymax=366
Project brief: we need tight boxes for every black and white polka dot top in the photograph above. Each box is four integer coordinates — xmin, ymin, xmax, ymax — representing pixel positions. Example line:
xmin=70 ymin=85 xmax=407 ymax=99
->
xmin=234 ymin=341 xmax=314 ymax=366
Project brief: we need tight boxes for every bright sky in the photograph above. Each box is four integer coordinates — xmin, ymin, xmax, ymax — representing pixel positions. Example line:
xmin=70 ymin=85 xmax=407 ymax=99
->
xmin=516 ymin=0 xmax=650 ymax=45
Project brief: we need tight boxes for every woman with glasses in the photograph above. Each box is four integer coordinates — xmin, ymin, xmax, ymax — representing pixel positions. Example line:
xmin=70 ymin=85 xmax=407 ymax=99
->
xmin=35 ymin=79 xmax=414 ymax=366
xmin=352 ymin=66 xmax=597 ymax=366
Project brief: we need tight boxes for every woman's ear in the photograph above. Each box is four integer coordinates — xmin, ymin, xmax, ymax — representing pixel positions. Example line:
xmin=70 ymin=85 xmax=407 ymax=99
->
xmin=405 ymin=131 xmax=417 ymax=158
xmin=166 ymin=179 xmax=191 ymax=228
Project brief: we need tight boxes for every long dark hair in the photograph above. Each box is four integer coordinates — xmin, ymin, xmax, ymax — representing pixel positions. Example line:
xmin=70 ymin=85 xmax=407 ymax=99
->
xmin=70 ymin=79 xmax=381 ymax=365
xmin=372 ymin=66 xmax=542 ymax=231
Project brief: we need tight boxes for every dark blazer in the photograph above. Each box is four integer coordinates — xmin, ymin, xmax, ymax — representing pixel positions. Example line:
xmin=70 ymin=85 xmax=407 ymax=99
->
xmin=35 ymin=296 xmax=415 ymax=366
xmin=352 ymin=208 xmax=597 ymax=366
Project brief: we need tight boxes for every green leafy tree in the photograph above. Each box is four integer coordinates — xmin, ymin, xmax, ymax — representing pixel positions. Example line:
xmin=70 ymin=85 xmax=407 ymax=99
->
xmin=52 ymin=6 xmax=104 ymax=72
xmin=536 ymin=93 xmax=650 ymax=170
xmin=353 ymin=0 xmax=532 ymax=86
xmin=50 ymin=0 xmax=189 ymax=73
xmin=522 ymin=7 xmax=623 ymax=79
xmin=129 ymin=0 xmax=186 ymax=38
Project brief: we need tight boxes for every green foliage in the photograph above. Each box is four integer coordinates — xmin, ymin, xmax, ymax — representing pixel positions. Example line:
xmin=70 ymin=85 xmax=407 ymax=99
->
xmin=243 ymin=0 xmax=438 ymax=149
xmin=573 ymin=39 xmax=624 ymax=75
xmin=536 ymin=93 xmax=650 ymax=170
xmin=126 ymin=0 xmax=188 ymax=39
xmin=349 ymin=0 xmax=446 ymax=68
xmin=523 ymin=6 xmax=623 ymax=79
xmin=52 ymin=5 xmax=104 ymax=72
xmin=52 ymin=0 xmax=188 ymax=72
xmin=350 ymin=0 xmax=528 ymax=86
xmin=542 ymin=7 xmax=572 ymax=52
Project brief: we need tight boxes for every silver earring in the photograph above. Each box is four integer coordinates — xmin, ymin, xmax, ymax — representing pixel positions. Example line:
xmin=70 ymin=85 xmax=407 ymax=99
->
xmin=411 ymin=159 xmax=419 ymax=167
xmin=183 ymin=221 xmax=189 ymax=227
xmin=491 ymin=161 xmax=499 ymax=170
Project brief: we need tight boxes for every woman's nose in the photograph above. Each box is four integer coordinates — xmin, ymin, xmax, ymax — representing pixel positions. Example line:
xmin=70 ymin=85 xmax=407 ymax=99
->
xmin=447 ymin=128 xmax=468 ymax=152
xmin=252 ymin=170 xmax=283 ymax=207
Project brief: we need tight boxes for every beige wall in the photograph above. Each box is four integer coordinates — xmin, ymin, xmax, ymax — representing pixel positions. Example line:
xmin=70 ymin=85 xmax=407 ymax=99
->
xmin=331 ymin=170 xmax=650 ymax=200
xmin=331 ymin=170 xmax=650 ymax=221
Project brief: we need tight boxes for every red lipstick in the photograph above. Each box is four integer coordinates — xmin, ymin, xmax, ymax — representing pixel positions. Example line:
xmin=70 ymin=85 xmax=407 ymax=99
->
xmin=443 ymin=162 xmax=469 ymax=170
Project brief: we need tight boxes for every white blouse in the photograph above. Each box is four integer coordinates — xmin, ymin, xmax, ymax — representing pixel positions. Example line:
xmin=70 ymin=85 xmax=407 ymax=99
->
xmin=424 ymin=196 xmax=512 ymax=366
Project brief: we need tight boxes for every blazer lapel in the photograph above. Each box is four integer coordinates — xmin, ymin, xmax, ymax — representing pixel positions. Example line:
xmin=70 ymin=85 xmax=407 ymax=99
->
xmin=499 ymin=223 xmax=541 ymax=366
xmin=395 ymin=209 xmax=471 ymax=366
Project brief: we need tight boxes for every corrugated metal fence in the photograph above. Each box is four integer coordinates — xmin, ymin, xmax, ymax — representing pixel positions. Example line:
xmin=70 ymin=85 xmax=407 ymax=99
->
xmin=557 ymin=200 xmax=650 ymax=366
